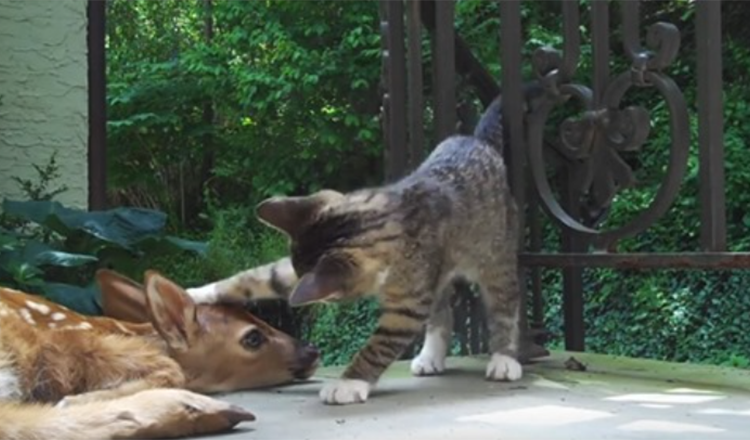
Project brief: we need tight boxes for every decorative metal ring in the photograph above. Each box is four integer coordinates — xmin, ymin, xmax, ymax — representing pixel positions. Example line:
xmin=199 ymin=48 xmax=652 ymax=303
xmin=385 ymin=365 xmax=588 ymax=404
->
xmin=527 ymin=69 xmax=690 ymax=250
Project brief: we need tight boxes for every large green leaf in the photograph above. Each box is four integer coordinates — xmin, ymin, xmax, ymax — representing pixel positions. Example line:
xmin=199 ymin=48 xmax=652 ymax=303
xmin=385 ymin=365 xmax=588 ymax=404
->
xmin=2 ymin=200 xmax=168 ymax=250
xmin=34 ymin=250 xmax=98 ymax=268
xmin=42 ymin=282 xmax=102 ymax=316
xmin=0 ymin=239 xmax=97 ymax=269
xmin=20 ymin=240 xmax=97 ymax=268
xmin=0 ymin=229 xmax=20 ymax=251
xmin=1 ymin=199 xmax=78 ymax=227
xmin=135 ymin=235 xmax=209 ymax=256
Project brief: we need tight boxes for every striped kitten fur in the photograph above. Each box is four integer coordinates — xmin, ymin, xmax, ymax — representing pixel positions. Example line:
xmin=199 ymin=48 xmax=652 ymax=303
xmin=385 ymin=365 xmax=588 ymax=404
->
xmin=189 ymin=94 xmax=522 ymax=405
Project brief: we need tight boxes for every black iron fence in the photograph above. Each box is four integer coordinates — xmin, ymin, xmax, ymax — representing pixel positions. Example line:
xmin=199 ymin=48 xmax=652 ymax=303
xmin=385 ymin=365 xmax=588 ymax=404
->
xmin=379 ymin=0 xmax=741 ymax=357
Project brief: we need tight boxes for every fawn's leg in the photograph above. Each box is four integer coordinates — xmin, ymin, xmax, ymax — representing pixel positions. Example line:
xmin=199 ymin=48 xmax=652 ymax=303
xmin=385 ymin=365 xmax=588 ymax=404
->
xmin=55 ymin=334 xmax=186 ymax=407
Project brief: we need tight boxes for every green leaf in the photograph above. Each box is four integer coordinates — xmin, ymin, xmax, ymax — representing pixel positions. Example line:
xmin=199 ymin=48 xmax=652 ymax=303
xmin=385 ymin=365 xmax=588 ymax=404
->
xmin=33 ymin=251 xmax=98 ymax=268
xmin=2 ymin=200 xmax=168 ymax=250
xmin=42 ymin=282 xmax=102 ymax=316
xmin=134 ymin=235 xmax=208 ymax=257
xmin=7 ymin=239 xmax=98 ymax=268
xmin=164 ymin=236 xmax=209 ymax=255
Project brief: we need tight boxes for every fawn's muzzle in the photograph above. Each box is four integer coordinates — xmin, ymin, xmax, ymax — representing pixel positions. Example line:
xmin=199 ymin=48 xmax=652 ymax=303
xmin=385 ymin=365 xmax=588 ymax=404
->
xmin=291 ymin=341 xmax=320 ymax=379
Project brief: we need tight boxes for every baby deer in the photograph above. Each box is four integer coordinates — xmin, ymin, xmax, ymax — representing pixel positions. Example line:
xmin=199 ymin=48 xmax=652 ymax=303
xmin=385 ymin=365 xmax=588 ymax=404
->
xmin=0 ymin=269 xmax=320 ymax=439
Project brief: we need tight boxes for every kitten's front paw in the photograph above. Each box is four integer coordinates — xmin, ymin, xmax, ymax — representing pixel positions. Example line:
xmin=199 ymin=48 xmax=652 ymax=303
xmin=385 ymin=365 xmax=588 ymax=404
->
xmin=319 ymin=379 xmax=370 ymax=405
xmin=485 ymin=353 xmax=523 ymax=381
xmin=186 ymin=283 xmax=218 ymax=304
xmin=410 ymin=352 xmax=446 ymax=376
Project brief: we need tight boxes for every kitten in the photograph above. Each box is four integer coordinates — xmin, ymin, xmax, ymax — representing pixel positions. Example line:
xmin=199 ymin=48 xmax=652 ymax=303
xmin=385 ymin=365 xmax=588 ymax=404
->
xmin=213 ymin=93 xmax=522 ymax=405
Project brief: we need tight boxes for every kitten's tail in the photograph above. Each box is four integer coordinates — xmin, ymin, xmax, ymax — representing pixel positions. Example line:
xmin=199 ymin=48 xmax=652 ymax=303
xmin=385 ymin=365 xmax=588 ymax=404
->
xmin=472 ymin=81 xmax=545 ymax=152
xmin=472 ymin=94 xmax=504 ymax=151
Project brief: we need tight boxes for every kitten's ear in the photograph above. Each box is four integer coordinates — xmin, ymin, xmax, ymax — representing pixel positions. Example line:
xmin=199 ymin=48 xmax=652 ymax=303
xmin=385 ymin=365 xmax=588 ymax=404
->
xmin=256 ymin=196 xmax=318 ymax=237
xmin=256 ymin=190 xmax=344 ymax=237
xmin=288 ymin=272 xmax=343 ymax=306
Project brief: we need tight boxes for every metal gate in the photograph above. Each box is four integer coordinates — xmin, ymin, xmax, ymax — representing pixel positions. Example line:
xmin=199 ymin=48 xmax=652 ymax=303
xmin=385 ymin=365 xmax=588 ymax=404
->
xmin=378 ymin=0 xmax=744 ymax=357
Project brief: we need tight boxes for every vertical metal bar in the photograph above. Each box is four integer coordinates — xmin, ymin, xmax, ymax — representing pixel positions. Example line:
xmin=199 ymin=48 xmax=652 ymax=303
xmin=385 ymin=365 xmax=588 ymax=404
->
xmin=696 ymin=0 xmax=726 ymax=251
xmin=406 ymin=0 xmax=424 ymax=170
xmin=87 ymin=0 xmax=107 ymax=210
xmin=500 ymin=0 xmax=534 ymax=354
xmin=591 ymin=0 xmax=610 ymax=104
xmin=433 ymin=0 xmax=455 ymax=142
xmin=560 ymin=0 xmax=580 ymax=80
xmin=620 ymin=0 xmax=641 ymax=58
xmin=500 ymin=0 xmax=524 ymax=225
xmin=529 ymin=193 xmax=544 ymax=329
xmin=469 ymin=293 xmax=481 ymax=354
xmin=560 ymin=2 xmax=585 ymax=352
xmin=454 ymin=291 xmax=468 ymax=355
xmin=383 ymin=1 xmax=408 ymax=181
xmin=378 ymin=1 xmax=391 ymax=180
xmin=561 ymin=171 xmax=586 ymax=352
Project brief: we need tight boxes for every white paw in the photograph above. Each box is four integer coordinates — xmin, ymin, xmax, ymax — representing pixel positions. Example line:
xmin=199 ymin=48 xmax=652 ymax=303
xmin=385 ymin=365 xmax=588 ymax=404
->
xmin=411 ymin=352 xmax=446 ymax=376
xmin=486 ymin=353 xmax=523 ymax=381
xmin=186 ymin=283 xmax=218 ymax=304
xmin=319 ymin=379 xmax=370 ymax=405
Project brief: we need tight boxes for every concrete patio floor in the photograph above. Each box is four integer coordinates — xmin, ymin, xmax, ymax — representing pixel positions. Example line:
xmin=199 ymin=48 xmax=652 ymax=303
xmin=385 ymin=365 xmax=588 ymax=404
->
xmin=203 ymin=351 xmax=750 ymax=439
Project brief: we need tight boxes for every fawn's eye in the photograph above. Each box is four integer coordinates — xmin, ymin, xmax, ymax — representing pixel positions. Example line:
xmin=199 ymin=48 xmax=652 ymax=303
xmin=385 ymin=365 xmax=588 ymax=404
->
xmin=241 ymin=329 xmax=266 ymax=350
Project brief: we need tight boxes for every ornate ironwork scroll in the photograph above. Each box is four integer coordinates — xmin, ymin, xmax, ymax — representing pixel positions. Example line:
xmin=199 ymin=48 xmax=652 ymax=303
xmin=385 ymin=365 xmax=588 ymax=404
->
xmin=526 ymin=0 xmax=690 ymax=252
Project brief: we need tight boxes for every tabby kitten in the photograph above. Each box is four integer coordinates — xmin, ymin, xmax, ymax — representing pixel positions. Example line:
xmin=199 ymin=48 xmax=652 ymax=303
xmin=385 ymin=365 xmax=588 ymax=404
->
xmin=189 ymin=95 xmax=522 ymax=405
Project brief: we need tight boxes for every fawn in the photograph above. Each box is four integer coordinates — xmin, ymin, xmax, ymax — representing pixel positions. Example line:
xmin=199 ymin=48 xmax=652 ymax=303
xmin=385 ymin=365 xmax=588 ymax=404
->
xmin=0 ymin=269 xmax=320 ymax=439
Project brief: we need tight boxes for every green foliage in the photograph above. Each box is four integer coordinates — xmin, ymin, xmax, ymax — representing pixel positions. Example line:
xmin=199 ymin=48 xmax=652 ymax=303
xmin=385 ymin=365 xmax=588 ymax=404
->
xmin=148 ymin=206 xmax=288 ymax=288
xmin=9 ymin=151 xmax=69 ymax=202
xmin=0 ymin=199 xmax=207 ymax=314
xmin=0 ymin=151 xmax=206 ymax=315
xmin=106 ymin=0 xmax=384 ymax=225
xmin=303 ymin=299 xmax=380 ymax=367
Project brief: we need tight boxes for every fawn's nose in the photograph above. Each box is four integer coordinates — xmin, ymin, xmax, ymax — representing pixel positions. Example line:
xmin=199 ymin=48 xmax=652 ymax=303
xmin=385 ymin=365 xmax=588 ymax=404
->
xmin=292 ymin=341 xmax=320 ymax=379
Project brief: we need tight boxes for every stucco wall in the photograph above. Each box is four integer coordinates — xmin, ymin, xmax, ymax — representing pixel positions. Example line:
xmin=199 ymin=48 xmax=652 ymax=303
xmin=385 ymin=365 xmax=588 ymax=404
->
xmin=0 ymin=0 xmax=89 ymax=209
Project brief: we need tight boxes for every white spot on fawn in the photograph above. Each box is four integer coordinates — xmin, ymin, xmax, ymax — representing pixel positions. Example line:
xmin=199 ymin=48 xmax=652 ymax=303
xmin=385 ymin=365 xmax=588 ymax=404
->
xmin=48 ymin=323 xmax=57 ymax=329
xmin=18 ymin=308 xmax=35 ymax=325
xmin=51 ymin=312 xmax=66 ymax=321
xmin=73 ymin=322 xmax=93 ymax=330
xmin=25 ymin=300 xmax=50 ymax=315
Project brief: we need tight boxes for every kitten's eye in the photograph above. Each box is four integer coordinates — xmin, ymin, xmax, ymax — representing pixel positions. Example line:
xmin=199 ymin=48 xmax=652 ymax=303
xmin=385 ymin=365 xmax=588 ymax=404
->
xmin=241 ymin=329 xmax=266 ymax=350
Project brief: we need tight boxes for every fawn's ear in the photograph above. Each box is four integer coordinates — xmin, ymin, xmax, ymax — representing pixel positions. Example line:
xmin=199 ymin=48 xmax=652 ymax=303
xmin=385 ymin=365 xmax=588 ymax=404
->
xmin=144 ymin=271 xmax=199 ymax=352
xmin=96 ymin=269 xmax=149 ymax=323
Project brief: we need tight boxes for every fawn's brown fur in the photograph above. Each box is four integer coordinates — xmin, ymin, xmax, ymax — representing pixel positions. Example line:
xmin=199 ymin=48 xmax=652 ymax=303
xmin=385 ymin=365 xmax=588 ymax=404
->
xmin=0 ymin=269 xmax=319 ymax=439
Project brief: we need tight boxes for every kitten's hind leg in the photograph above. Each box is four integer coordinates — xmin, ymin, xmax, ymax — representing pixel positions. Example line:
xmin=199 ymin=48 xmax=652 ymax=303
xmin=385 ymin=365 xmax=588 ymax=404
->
xmin=411 ymin=289 xmax=453 ymax=376
xmin=478 ymin=253 xmax=523 ymax=382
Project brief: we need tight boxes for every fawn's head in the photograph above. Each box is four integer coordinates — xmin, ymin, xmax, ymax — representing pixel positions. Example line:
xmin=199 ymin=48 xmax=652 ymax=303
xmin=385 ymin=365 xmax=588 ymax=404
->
xmin=96 ymin=269 xmax=320 ymax=393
